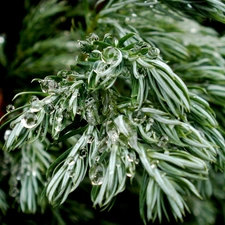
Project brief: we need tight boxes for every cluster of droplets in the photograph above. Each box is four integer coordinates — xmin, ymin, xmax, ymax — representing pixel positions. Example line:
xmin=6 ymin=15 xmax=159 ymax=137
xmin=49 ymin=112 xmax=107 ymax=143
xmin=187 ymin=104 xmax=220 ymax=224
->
xmin=65 ymin=145 xmax=88 ymax=179
xmin=132 ymin=41 xmax=160 ymax=59
xmin=84 ymin=97 xmax=101 ymax=126
xmin=65 ymin=156 xmax=76 ymax=179
xmin=9 ymin=158 xmax=38 ymax=202
xmin=88 ymin=134 xmax=109 ymax=185
xmin=121 ymin=150 xmax=139 ymax=178
xmin=40 ymin=76 xmax=59 ymax=94
xmin=125 ymin=10 xmax=138 ymax=23
xmin=6 ymin=97 xmax=41 ymax=131
xmin=106 ymin=121 xmax=119 ymax=144
xmin=77 ymin=33 xmax=99 ymax=55
xmin=57 ymin=70 xmax=81 ymax=81
xmin=157 ymin=135 xmax=169 ymax=147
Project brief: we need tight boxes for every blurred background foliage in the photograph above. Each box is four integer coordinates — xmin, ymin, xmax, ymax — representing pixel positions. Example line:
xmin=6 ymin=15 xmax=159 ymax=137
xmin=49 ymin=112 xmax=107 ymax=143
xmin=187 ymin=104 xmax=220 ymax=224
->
xmin=1 ymin=0 xmax=225 ymax=224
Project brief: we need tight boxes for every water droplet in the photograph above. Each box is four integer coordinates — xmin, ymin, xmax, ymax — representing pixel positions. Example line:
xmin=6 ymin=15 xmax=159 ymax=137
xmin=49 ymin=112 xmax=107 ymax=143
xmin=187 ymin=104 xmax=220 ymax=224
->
xmin=95 ymin=156 xmax=100 ymax=162
xmin=126 ymin=166 xmax=135 ymax=177
xmin=116 ymin=160 xmax=121 ymax=167
xmin=21 ymin=112 xmax=38 ymax=128
xmin=125 ymin=17 xmax=130 ymax=22
xmin=127 ymin=152 xmax=136 ymax=162
xmin=30 ymin=95 xmax=39 ymax=103
xmin=164 ymin=150 xmax=170 ymax=155
xmin=26 ymin=171 xmax=31 ymax=176
xmin=57 ymin=70 xmax=68 ymax=78
xmin=76 ymin=106 xmax=81 ymax=115
xmin=44 ymin=103 xmax=55 ymax=114
xmin=54 ymin=122 xmax=62 ymax=132
xmin=77 ymin=40 xmax=91 ymax=54
xmin=69 ymin=171 xmax=76 ymax=178
xmin=108 ymin=129 xmax=119 ymax=143
xmin=161 ymin=172 xmax=167 ymax=177
xmin=72 ymin=90 xmax=79 ymax=99
xmin=87 ymin=134 xmax=95 ymax=143
xmin=145 ymin=117 xmax=154 ymax=132
xmin=86 ymin=33 xmax=99 ymax=44
xmin=6 ymin=104 xmax=15 ymax=113
xmin=40 ymin=78 xmax=59 ymax=93
xmin=79 ymin=148 xmax=87 ymax=159
xmin=157 ymin=136 xmax=169 ymax=147
xmin=16 ymin=174 xmax=21 ymax=180
xmin=30 ymin=96 xmax=42 ymax=112
xmin=148 ymin=47 xmax=160 ymax=59
xmin=135 ymin=159 xmax=139 ymax=164
xmin=97 ymin=138 xmax=108 ymax=153
xmin=151 ymin=163 xmax=156 ymax=169
xmin=85 ymin=106 xmax=99 ymax=126
xmin=56 ymin=113 xmax=63 ymax=122
xmin=4 ymin=129 xmax=11 ymax=141
xmin=89 ymin=163 xmax=104 ymax=185
xmin=32 ymin=170 xmax=37 ymax=177
xmin=67 ymin=157 xmax=75 ymax=166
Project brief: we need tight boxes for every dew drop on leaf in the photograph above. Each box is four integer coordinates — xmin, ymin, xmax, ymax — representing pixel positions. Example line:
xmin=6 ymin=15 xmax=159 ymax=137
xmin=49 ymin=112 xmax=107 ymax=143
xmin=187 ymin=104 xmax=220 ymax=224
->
xmin=89 ymin=163 xmax=104 ymax=185
xmin=87 ymin=134 xmax=95 ymax=143
xmin=4 ymin=129 xmax=11 ymax=141
xmin=57 ymin=70 xmax=68 ymax=78
xmin=151 ymin=163 xmax=156 ymax=169
xmin=44 ymin=103 xmax=55 ymax=114
xmin=79 ymin=148 xmax=87 ymax=159
xmin=40 ymin=78 xmax=59 ymax=93
xmin=21 ymin=112 xmax=38 ymax=129
xmin=6 ymin=104 xmax=15 ymax=113
xmin=30 ymin=96 xmax=42 ymax=112
xmin=67 ymin=157 xmax=75 ymax=166
xmin=127 ymin=152 xmax=136 ymax=162
xmin=157 ymin=136 xmax=169 ymax=147
xmin=148 ymin=47 xmax=160 ymax=59
xmin=126 ymin=166 xmax=135 ymax=177
xmin=86 ymin=33 xmax=99 ymax=44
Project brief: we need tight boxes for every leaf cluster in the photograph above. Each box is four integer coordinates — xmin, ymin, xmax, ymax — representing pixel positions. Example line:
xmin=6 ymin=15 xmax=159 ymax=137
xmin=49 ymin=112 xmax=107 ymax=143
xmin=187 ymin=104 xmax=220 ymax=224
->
xmin=1 ymin=0 xmax=225 ymax=225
